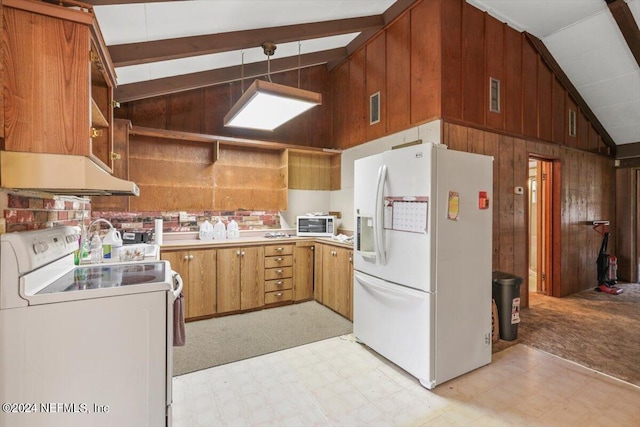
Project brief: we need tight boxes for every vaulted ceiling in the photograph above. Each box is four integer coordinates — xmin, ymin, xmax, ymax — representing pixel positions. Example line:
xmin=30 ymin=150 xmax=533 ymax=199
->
xmin=85 ymin=0 xmax=640 ymax=146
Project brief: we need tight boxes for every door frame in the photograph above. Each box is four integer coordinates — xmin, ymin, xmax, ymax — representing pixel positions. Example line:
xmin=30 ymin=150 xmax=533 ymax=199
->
xmin=527 ymin=155 xmax=562 ymax=298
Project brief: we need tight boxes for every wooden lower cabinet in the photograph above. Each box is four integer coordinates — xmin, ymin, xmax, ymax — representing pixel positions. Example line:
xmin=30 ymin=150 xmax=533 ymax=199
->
xmin=264 ymin=244 xmax=294 ymax=305
xmin=318 ymin=243 xmax=353 ymax=320
xmin=161 ymin=248 xmax=216 ymax=319
xmin=217 ymin=246 xmax=265 ymax=313
xmin=161 ymin=240 xmax=352 ymax=320
xmin=293 ymin=241 xmax=315 ymax=301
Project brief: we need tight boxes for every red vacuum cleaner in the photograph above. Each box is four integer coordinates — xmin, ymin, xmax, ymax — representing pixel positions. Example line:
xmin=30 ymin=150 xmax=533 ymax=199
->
xmin=593 ymin=220 xmax=623 ymax=295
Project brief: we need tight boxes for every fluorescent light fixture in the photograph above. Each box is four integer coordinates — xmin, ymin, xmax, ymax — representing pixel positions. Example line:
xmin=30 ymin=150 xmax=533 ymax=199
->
xmin=224 ymin=79 xmax=322 ymax=131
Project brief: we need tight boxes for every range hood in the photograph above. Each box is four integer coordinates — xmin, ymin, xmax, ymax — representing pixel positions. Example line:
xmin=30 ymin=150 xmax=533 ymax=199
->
xmin=0 ymin=151 xmax=139 ymax=196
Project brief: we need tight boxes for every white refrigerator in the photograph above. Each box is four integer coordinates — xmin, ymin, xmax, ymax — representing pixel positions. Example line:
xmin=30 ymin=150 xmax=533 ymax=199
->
xmin=353 ymin=142 xmax=493 ymax=389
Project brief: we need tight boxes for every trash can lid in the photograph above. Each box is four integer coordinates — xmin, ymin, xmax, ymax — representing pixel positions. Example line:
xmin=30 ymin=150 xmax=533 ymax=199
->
xmin=492 ymin=271 xmax=523 ymax=286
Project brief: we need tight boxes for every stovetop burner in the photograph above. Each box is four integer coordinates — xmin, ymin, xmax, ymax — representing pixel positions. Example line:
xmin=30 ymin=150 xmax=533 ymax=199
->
xmin=37 ymin=262 xmax=166 ymax=295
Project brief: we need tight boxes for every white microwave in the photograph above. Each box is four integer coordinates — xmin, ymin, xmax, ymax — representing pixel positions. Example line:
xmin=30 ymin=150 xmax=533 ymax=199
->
xmin=297 ymin=215 xmax=336 ymax=237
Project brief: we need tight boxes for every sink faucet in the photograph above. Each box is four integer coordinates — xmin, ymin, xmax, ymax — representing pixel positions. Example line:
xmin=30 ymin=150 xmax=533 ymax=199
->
xmin=89 ymin=218 xmax=115 ymax=232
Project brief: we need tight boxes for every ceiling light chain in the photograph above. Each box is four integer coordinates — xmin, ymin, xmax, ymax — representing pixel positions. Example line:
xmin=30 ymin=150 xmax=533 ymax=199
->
xmin=241 ymin=50 xmax=245 ymax=93
xmin=298 ymin=41 xmax=301 ymax=89
xmin=262 ymin=42 xmax=276 ymax=83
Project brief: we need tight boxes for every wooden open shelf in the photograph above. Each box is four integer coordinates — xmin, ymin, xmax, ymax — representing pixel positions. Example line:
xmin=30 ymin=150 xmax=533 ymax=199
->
xmin=126 ymin=126 xmax=341 ymax=211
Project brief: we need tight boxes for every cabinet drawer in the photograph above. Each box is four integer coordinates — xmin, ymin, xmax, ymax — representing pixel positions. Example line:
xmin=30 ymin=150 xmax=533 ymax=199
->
xmin=265 ymin=289 xmax=293 ymax=305
xmin=264 ymin=255 xmax=293 ymax=268
xmin=264 ymin=245 xmax=293 ymax=256
xmin=265 ymin=266 xmax=293 ymax=280
xmin=265 ymin=278 xmax=293 ymax=292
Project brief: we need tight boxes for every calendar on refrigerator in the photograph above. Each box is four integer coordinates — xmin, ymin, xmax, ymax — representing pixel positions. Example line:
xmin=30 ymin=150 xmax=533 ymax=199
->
xmin=383 ymin=196 xmax=429 ymax=233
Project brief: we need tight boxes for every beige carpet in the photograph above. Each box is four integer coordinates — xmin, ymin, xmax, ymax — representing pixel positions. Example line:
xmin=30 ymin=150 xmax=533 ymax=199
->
xmin=499 ymin=282 xmax=640 ymax=386
xmin=173 ymin=301 xmax=353 ymax=376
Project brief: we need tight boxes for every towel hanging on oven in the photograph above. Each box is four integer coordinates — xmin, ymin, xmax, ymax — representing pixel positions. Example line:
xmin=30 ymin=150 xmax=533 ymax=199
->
xmin=173 ymin=291 xmax=186 ymax=347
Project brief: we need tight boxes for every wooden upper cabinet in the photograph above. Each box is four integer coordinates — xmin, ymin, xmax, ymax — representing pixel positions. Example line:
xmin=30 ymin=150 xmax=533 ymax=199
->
xmin=89 ymin=35 xmax=116 ymax=172
xmin=3 ymin=4 xmax=90 ymax=156
xmin=2 ymin=0 xmax=115 ymax=171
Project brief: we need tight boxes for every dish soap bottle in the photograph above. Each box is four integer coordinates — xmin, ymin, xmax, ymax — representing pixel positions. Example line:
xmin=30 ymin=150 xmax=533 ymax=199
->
xmin=75 ymin=233 xmax=90 ymax=265
xmin=213 ymin=218 xmax=226 ymax=240
xmin=89 ymin=233 xmax=103 ymax=264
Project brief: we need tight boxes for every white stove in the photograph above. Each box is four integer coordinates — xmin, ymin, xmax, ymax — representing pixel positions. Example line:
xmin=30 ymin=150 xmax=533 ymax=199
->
xmin=0 ymin=226 xmax=181 ymax=427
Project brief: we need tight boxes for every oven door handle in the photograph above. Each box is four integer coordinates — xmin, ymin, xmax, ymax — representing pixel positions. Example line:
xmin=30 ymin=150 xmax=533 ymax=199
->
xmin=171 ymin=270 xmax=183 ymax=301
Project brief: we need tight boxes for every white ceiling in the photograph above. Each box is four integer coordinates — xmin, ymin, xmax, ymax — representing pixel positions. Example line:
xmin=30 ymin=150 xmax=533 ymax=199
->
xmin=93 ymin=0 xmax=640 ymax=145
xmin=93 ymin=1 xmax=394 ymax=85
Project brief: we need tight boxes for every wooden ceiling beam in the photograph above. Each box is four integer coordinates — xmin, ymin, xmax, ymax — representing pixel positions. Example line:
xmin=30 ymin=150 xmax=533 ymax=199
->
xmin=114 ymin=48 xmax=346 ymax=102
xmin=525 ymin=33 xmax=617 ymax=154
xmin=605 ymin=0 xmax=640 ymax=68
xmin=109 ymin=15 xmax=384 ymax=67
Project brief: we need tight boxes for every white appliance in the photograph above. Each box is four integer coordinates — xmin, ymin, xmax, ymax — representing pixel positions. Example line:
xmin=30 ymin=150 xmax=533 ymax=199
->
xmin=353 ymin=143 xmax=493 ymax=389
xmin=0 ymin=226 xmax=182 ymax=427
xmin=296 ymin=215 xmax=336 ymax=237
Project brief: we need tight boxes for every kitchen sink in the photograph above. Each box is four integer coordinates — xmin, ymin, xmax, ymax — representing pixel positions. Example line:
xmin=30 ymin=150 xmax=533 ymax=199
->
xmin=115 ymin=244 xmax=160 ymax=262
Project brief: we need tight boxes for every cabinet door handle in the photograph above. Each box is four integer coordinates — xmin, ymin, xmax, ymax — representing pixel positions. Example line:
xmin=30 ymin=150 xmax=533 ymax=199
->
xmin=189 ymin=255 xmax=194 ymax=260
xmin=276 ymin=281 xmax=283 ymax=285
xmin=276 ymin=247 xmax=284 ymax=252
xmin=276 ymin=257 xmax=283 ymax=261
xmin=183 ymin=255 xmax=189 ymax=261
xmin=241 ymin=251 xmax=245 ymax=257
xmin=276 ymin=269 xmax=283 ymax=274
xmin=236 ymin=250 xmax=241 ymax=256
xmin=275 ymin=292 xmax=283 ymax=297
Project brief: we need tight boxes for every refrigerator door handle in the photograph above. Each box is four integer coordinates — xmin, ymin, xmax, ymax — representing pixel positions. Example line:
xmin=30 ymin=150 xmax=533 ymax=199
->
xmin=355 ymin=272 xmax=426 ymax=300
xmin=374 ymin=164 xmax=387 ymax=265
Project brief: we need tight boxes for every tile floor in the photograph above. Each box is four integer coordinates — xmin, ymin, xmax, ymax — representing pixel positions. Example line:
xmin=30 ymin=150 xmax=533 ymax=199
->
xmin=172 ymin=334 xmax=640 ymax=426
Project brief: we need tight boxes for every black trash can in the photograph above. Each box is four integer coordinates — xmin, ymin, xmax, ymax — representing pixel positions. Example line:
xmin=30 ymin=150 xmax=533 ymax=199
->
xmin=492 ymin=271 xmax=523 ymax=341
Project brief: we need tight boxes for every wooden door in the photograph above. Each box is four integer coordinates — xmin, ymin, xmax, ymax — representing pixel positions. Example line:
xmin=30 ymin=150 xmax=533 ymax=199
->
xmin=188 ymin=249 xmax=217 ymax=318
xmin=335 ymin=248 xmax=353 ymax=320
xmin=293 ymin=243 xmax=314 ymax=301
xmin=529 ymin=157 xmax=557 ymax=297
xmin=240 ymin=246 xmax=265 ymax=310
xmin=314 ymin=243 xmax=325 ymax=303
xmin=216 ymin=247 xmax=241 ymax=313
xmin=537 ymin=160 xmax=552 ymax=295
xmin=321 ymin=245 xmax=338 ymax=311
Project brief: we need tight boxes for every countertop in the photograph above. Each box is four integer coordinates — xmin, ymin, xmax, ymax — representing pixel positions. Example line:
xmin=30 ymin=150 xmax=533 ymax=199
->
xmin=160 ymin=233 xmax=353 ymax=250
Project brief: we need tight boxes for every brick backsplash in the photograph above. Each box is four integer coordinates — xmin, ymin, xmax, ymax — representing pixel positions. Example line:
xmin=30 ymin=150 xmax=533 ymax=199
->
xmin=91 ymin=210 xmax=281 ymax=232
xmin=0 ymin=191 xmax=91 ymax=234
xmin=0 ymin=191 xmax=281 ymax=235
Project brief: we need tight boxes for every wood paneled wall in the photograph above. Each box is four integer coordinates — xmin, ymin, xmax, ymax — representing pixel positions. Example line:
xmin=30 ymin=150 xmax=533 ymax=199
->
xmin=328 ymin=0 xmax=611 ymax=156
xmin=127 ymin=136 xmax=286 ymax=211
xmin=128 ymin=135 xmax=215 ymax=211
xmin=444 ymin=122 xmax=616 ymax=304
xmin=441 ymin=0 xmax=609 ymax=155
xmin=115 ymin=66 xmax=332 ymax=149
xmin=331 ymin=0 xmax=442 ymax=149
